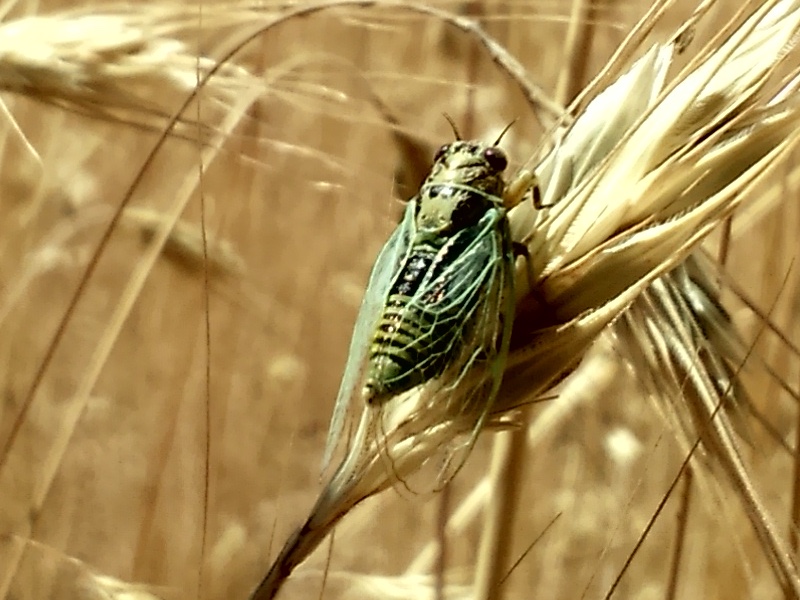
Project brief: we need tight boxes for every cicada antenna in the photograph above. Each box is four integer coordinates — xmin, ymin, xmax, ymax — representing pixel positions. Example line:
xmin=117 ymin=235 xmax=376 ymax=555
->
xmin=493 ymin=119 xmax=517 ymax=145
xmin=443 ymin=113 xmax=463 ymax=140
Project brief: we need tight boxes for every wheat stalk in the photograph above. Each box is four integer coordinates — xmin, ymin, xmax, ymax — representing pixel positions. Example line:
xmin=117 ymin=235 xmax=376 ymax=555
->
xmin=0 ymin=6 xmax=264 ymax=597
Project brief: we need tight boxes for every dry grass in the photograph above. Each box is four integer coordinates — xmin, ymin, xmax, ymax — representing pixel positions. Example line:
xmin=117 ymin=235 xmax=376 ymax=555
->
xmin=0 ymin=1 xmax=799 ymax=599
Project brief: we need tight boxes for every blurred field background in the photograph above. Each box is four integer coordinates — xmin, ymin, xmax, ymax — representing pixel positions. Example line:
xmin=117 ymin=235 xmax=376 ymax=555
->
xmin=0 ymin=0 xmax=798 ymax=599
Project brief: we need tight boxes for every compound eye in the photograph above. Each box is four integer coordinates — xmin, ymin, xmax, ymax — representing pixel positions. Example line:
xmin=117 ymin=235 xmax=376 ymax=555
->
xmin=483 ymin=146 xmax=508 ymax=171
xmin=434 ymin=144 xmax=449 ymax=162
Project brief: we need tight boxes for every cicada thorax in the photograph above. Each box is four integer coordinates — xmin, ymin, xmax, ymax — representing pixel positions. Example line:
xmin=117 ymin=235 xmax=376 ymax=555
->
xmin=362 ymin=139 xmax=512 ymax=406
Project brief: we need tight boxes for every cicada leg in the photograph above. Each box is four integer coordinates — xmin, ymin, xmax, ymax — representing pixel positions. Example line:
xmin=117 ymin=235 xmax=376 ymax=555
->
xmin=512 ymin=241 xmax=535 ymax=289
xmin=505 ymin=170 xmax=540 ymax=288
xmin=532 ymin=184 xmax=551 ymax=209
xmin=503 ymin=169 xmax=539 ymax=210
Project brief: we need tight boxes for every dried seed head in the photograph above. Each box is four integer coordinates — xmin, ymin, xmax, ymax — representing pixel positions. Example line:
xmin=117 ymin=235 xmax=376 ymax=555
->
xmin=0 ymin=10 xmax=257 ymax=131
xmin=501 ymin=0 xmax=800 ymax=415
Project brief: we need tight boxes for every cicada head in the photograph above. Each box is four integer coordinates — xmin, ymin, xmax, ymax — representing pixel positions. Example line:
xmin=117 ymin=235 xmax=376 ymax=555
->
xmin=416 ymin=140 xmax=509 ymax=234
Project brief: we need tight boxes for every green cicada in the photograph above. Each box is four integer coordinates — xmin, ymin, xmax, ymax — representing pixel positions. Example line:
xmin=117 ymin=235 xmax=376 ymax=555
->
xmin=323 ymin=125 xmax=536 ymax=482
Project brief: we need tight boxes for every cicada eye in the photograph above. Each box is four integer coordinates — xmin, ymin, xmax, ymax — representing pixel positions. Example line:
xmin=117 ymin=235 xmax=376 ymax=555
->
xmin=483 ymin=147 xmax=508 ymax=172
xmin=434 ymin=144 xmax=449 ymax=162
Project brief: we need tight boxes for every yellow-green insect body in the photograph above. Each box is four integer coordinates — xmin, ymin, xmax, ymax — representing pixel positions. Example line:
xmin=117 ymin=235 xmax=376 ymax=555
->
xmin=323 ymin=133 xmax=533 ymax=477
xmin=363 ymin=140 xmax=514 ymax=405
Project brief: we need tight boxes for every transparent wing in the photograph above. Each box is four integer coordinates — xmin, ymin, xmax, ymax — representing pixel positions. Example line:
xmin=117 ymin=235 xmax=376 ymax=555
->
xmin=380 ymin=207 xmax=515 ymax=489
xmin=322 ymin=199 xmax=417 ymax=471
xmin=410 ymin=207 xmax=512 ymax=380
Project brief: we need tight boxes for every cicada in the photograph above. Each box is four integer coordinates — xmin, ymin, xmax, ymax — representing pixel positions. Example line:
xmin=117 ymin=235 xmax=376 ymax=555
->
xmin=324 ymin=124 xmax=536 ymax=487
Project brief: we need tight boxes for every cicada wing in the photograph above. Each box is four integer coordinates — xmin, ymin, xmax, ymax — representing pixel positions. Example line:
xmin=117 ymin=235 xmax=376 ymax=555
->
xmin=430 ymin=211 xmax=515 ymax=488
xmin=414 ymin=207 xmax=513 ymax=381
xmin=322 ymin=200 xmax=417 ymax=472
xmin=437 ymin=253 xmax=515 ymax=488
xmin=377 ymin=208 xmax=516 ymax=491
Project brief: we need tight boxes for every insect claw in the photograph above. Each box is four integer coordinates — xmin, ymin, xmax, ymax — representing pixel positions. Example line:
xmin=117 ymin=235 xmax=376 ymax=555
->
xmin=512 ymin=241 xmax=535 ymax=288
xmin=532 ymin=182 xmax=560 ymax=209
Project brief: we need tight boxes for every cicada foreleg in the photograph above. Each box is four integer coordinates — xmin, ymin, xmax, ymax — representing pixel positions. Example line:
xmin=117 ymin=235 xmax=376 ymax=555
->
xmin=503 ymin=169 xmax=538 ymax=210
xmin=505 ymin=169 xmax=540 ymax=288
xmin=512 ymin=241 xmax=534 ymax=290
